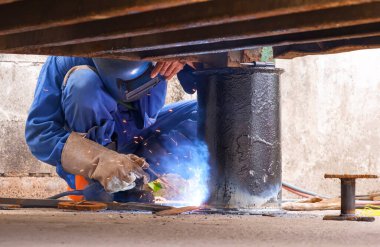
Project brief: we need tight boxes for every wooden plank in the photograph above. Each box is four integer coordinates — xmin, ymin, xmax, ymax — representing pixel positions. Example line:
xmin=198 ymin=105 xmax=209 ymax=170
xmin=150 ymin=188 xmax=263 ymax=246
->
xmin=0 ymin=0 xmax=207 ymax=35
xmin=15 ymin=3 xmax=380 ymax=60
xmin=0 ymin=0 xmax=373 ymax=52
xmin=282 ymin=197 xmax=341 ymax=211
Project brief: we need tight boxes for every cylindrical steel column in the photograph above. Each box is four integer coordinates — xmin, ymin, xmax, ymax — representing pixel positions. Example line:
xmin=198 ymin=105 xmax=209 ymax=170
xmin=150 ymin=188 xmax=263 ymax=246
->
xmin=197 ymin=67 xmax=282 ymax=210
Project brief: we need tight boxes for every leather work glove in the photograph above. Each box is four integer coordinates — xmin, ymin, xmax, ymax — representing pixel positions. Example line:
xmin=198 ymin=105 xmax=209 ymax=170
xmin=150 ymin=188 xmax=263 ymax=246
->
xmin=61 ymin=132 xmax=150 ymax=193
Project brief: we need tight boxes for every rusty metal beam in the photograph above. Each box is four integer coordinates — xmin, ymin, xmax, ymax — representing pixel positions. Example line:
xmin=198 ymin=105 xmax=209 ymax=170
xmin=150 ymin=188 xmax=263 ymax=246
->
xmin=18 ymin=22 xmax=380 ymax=61
xmin=0 ymin=0 xmax=374 ymax=52
xmin=0 ymin=0 xmax=19 ymax=4
xmin=0 ymin=0 xmax=207 ymax=36
xmin=13 ymin=2 xmax=380 ymax=61
xmin=136 ymin=23 xmax=380 ymax=60
xmin=273 ymin=36 xmax=380 ymax=59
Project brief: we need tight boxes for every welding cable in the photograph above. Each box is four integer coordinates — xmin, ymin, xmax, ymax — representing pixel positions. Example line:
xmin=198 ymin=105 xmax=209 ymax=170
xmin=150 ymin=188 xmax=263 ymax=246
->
xmin=47 ymin=190 xmax=83 ymax=199
xmin=282 ymin=186 xmax=310 ymax=198
xmin=282 ymin=185 xmax=312 ymax=198
xmin=282 ymin=182 xmax=329 ymax=198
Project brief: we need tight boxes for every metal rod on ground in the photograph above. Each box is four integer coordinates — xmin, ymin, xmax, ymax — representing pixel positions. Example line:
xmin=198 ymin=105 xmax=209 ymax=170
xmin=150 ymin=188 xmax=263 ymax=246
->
xmin=0 ymin=197 xmax=173 ymax=212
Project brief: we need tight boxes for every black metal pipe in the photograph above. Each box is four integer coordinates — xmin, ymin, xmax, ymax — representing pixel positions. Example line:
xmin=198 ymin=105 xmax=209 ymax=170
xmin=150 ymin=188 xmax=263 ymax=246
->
xmin=340 ymin=178 xmax=356 ymax=216
xmin=196 ymin=66 xmax=282 ymax=210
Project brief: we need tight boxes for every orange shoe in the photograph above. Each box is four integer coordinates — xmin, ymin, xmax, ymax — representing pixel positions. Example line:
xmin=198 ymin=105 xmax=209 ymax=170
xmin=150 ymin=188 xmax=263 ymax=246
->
xmin=67 ymin=175 xmax=89 ymax=201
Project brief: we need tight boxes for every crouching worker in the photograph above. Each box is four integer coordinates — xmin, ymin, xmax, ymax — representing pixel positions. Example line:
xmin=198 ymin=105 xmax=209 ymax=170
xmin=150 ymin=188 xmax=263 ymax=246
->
xmin=25 ymin=56 xmax=198 ymax=202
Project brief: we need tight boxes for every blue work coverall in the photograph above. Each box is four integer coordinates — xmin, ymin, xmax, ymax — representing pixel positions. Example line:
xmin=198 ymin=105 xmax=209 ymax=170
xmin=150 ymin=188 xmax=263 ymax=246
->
xmin=25 ymin=56 xmax=198 ymax=190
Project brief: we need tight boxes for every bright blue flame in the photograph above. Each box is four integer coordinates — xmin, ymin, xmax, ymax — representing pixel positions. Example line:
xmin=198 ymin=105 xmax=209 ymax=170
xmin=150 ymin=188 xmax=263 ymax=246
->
xmin=156 ymin=141 xmax=210 ymax=206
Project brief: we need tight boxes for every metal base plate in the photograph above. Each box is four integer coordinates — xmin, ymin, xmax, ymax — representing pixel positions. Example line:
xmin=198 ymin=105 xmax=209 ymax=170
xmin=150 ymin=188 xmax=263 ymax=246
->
xmin=323 ymin=215 xmax=375 ymax=222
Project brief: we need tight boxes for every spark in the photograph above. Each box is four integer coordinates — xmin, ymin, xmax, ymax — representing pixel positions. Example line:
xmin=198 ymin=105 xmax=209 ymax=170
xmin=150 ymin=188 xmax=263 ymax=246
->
xmin=123 ymin=130 xmax=127 ymax=134
xmin=134 ymin=141 xmax=139 ymax=144
xmin=168 ymin=109 xmax=173 ymax=113
xmin=192 ymin=88 xmax=196 ymax=93
xmin=148 ymin=149 xmax=153 ymax=154
xmin=155 ymin=129 xmax=161 ymax=133
xmin=122 ymin=119 xmax=127 ymax=123
xmin=133 ymin=136 xmax=139 ymax=139
xmin=170 ymin=137 xmax=178 ymax=146
xmin=143 ymin=142 xmax=148 ymax=146
xmin=43 ymin=88 xmax=49 ymax=92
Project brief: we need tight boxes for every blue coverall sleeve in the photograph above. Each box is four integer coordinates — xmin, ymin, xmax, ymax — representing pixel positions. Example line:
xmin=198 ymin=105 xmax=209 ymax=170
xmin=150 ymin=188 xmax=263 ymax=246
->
xmin=25 ymin=56 xmax=93 ymax=167
xmin=25 ymin=56 xmax=69 ymax=167
xmin=177 ymin=64 xmax=198 ymax=94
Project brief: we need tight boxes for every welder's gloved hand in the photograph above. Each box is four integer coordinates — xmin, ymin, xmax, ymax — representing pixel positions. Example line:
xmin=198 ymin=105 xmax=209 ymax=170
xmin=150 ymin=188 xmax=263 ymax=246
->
xmin=61 ymin=132 xmax=150 ymax=193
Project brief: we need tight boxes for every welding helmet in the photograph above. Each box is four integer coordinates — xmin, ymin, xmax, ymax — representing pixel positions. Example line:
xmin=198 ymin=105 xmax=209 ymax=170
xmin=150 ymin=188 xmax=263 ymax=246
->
xmin=93 ymin=58 xmax=161 ymax=102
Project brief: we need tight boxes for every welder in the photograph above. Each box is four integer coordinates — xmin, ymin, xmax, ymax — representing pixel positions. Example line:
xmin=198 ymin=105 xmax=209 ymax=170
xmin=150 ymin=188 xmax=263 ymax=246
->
xmin=25 ymin=56 xmax=199 ymax=202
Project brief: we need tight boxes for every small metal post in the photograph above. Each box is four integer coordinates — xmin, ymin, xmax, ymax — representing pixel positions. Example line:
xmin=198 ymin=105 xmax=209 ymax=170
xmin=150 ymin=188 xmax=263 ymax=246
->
xmin=340 ymin=178 xmax=356 ymax=216
xmin=323 ymin=174 xmax=378 ymax=222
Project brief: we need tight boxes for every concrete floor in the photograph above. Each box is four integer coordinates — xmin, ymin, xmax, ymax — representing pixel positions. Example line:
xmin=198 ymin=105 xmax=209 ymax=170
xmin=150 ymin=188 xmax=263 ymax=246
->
xmin=0 ymin=209 xmax=379 ymax=246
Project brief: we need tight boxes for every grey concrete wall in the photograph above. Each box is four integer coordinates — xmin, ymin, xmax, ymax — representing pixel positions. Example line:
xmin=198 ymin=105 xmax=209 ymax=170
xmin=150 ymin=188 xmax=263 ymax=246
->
xmin=277 ymin=49 xmax=380 ymax=197
xmin=0 ymin=54 xmax=52 ymax=174
xmin=0 ymin=51 xmax=379 ymax=199
xmin=0 ymin=54 xmax=66 ymax=197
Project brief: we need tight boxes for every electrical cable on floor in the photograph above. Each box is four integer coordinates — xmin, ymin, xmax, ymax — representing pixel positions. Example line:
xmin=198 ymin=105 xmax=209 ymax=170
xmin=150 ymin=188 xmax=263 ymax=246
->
xmin=47 ymin=190 xmax=83 ymax=199
xmin=282 ymin=186 xmax=312 ymax=198
xmin=282 ymin=182 xmax=329 ymax=198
